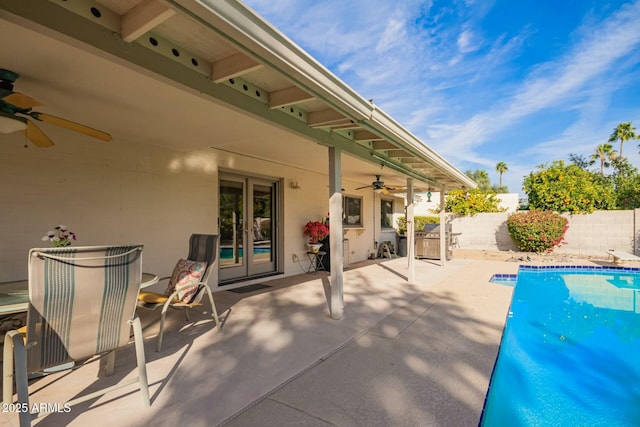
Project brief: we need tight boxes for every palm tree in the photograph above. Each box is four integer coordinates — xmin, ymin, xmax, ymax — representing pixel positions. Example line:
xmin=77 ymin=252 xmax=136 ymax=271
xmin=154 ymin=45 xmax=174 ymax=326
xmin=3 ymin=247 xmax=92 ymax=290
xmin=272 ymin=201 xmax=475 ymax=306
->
xmin=495 ymin=162 xmax=508 ymax=187
xmin=465 ymin=169 xmax=491 ymax=190
xmin=589 ymin=144 xmax=617 ymax=175
xmin=608 ymin=122 xmax=638 ymax=157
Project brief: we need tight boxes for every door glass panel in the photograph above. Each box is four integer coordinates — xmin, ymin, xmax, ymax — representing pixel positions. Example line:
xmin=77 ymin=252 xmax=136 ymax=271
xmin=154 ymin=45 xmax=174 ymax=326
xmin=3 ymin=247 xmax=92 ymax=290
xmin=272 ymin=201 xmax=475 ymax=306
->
xmin=252 ymin=184 xmax=273 ymax=264
xmin=220 ymin=180 xmax=244 ymax=268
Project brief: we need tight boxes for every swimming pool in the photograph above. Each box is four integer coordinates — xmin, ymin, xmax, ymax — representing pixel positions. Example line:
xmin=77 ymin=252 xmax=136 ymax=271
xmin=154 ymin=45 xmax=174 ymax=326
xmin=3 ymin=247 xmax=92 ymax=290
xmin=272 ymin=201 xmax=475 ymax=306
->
xmin=220 ymin=247 xmax=271 ymax=259
xmin=481 ymin=265 xmax=640 ymax=426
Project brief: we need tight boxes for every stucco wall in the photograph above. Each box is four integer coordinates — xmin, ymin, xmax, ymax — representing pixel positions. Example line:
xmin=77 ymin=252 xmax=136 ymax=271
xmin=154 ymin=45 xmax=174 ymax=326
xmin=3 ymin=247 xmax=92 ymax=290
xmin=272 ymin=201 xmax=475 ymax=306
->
xmin=1 ymin=134 xmax=210 ymax=283
xmin=0 ymin=131 xmax=400 ymax=283
xmin=450 ymin=210 xmax=639 ymax=256
xmin=450 ymin=213 xmax=518 ymax=251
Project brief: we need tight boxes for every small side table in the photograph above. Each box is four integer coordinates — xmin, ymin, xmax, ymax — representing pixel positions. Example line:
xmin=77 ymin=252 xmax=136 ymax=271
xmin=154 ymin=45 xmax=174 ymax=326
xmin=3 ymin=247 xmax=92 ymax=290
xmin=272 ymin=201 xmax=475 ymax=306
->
xmin=306 ymin=251 xmax=326 ymax=273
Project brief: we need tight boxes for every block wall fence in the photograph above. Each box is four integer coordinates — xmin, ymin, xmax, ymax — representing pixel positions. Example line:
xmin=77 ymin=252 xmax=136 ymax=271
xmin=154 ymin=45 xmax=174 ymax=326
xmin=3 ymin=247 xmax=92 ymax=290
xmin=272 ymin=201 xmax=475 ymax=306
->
xmin=450 ymin=210 xmax=640 ymax=256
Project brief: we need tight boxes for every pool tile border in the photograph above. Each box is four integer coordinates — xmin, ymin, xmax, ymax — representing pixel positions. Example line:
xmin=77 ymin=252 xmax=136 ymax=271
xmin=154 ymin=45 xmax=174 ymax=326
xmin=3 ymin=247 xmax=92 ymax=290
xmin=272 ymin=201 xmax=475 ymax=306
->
xmin=489 ymin=265 xmax=640 ymax=286
xmin=489 ymin=273 xmax=517 ymax=282
xmin=518 ymin=264 xmax=640 ymax=272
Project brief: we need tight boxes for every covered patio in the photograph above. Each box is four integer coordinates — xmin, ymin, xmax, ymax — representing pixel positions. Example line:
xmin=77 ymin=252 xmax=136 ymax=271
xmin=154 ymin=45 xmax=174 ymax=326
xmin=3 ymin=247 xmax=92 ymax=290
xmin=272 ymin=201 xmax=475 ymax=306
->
xmin=1 ymin=256 xmax=514 ymax=426
xmin=0 ymin=1 xmax=484 ymax=424
xmin=0 ymin=0 xmax=474 ymax=299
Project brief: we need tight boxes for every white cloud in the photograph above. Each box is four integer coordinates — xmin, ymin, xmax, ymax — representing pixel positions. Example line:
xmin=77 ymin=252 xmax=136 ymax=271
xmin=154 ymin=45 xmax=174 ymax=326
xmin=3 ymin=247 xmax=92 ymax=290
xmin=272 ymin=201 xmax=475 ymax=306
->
xmin=377 ymin=18 xmax=408 ymax=53
xmin=457 ymin=28 xmax=480 ymax=53
xmin=434 ymin=1 xmax=640 ymax=164
xmin=244 ymin=0 xmax=640 ymax=193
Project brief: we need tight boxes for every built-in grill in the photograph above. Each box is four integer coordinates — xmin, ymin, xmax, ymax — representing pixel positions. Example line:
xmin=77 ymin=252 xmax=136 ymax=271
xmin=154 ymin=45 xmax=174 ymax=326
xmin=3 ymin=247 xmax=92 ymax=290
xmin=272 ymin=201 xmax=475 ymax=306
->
xmin=415 ymin=224 xmax=452 ymax=260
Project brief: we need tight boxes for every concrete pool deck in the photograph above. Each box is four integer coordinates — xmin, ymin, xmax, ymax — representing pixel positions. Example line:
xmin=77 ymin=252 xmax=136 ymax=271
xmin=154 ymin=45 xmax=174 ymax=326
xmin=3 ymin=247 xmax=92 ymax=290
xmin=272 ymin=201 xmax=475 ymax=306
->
xmin=1 ymin=254 xmax=601 ymax=426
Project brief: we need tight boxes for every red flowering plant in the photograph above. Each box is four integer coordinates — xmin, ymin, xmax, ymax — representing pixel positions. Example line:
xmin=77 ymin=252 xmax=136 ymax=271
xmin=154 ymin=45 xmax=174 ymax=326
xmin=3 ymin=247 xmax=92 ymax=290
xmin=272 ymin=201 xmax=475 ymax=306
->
xmin=303 ymin=221 xmax=329 ymax=243
xmin=506 ymin=210 xmax=568 ymax=253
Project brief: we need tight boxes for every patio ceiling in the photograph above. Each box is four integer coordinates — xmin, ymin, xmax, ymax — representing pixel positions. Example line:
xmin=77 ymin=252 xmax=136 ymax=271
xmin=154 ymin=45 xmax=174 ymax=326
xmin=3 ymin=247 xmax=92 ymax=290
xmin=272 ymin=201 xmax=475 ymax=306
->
xmin=0 ymin=0 xmax=476 ymax=191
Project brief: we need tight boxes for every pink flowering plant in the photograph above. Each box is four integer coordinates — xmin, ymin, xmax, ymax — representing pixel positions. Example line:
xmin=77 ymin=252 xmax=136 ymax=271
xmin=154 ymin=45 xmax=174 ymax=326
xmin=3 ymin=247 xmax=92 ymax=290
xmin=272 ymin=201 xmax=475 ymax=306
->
xmin=303 ymin=221 xmax=329 ymax=243
xmin=506 ymin=211 xmax=568 ymax=253
xmin=42 ymin=225 xmax=77 ymax=247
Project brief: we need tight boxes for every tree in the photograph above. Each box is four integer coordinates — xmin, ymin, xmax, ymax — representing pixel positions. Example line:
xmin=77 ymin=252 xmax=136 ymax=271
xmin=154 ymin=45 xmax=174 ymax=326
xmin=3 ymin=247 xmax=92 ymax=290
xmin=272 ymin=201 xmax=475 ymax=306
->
xmin=495 ymin=162 xmax=508 ymax=187
xmin=568 ymin=153 xmax=590 ymax=170
xmin=465 ymin=169 xmax=491 ymax=191
xmin=611 ymin=157 xmax=640 ymax=209
xmin=441 ymin=188 xmax=505 ymax=215
xmin=608 ymin=122 xmax=638 ymax=157
xmin=523 ymin=160 xmax=616 ymax=213
xmin=589 ymin=143 xmax=617 ymax=175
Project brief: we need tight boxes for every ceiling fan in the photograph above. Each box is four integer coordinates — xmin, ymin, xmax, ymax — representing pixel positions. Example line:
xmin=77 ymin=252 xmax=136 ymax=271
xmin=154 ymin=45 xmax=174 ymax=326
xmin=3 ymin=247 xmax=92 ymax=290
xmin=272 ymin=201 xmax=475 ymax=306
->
xmin=0 ymin=68 xmax=112 ymax=147
xmin=355 ymin=175 xmax=404 ymax=194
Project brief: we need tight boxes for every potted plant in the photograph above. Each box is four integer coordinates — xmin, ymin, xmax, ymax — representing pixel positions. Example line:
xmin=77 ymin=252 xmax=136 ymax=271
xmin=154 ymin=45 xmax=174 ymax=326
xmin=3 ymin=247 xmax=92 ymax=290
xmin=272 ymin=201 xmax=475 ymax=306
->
xmin=41 ymin=225 xmax=77 ymax=247
xmin=303 ymin=221 xmax=329 ymax=253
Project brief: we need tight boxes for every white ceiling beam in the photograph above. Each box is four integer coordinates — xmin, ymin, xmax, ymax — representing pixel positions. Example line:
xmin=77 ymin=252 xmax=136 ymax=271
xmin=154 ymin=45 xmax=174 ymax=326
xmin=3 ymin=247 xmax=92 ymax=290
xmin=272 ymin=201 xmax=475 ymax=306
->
xmin=309 ymin=119 xmax=355 ymax=129
xmin=398 ymin=156 xmax=429 ymax=166
xmin=372 ymin=141 xmax=397 ymax=150
xmin=212 ymin=53 xmax=263 ymax=83
xmin=308 ymin=109 xmax=352 ymax=127
xmin=268 ymin=86 xmax=314 ymax=108
xmin=414 ymin=169 xmax=447 ymax=180
xmin=330 ymin=123 xmax=362 ymax=130
xmin=353 ymin=130 xmax=384 ymax=142
xmin=121 ymin=0 xmax=175 ymax=43
xmin=386 ymin=149 xmax=412 ymax=158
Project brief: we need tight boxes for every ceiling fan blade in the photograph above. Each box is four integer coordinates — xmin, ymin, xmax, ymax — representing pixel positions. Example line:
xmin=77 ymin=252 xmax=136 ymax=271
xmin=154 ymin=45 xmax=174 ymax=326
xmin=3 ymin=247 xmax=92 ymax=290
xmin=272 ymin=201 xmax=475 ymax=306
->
xmin=25 ymin=120 xmax=55 ymax=147
xmin=355 ymin=185 xmax=372 ymax=190
xmin=3 ymin=92 xmax=41 ymax=109
xmin=30 ymin=112 xmax=112 ymax=141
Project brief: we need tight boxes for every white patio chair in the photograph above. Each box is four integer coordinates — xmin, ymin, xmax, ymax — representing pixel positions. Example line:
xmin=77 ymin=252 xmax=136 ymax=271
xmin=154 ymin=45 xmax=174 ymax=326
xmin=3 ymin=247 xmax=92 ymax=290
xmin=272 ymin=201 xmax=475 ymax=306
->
xmin=3 ymin=245 xmax=149 ymax=427
xmin=137 ymin=234 xmax=221 ymax=351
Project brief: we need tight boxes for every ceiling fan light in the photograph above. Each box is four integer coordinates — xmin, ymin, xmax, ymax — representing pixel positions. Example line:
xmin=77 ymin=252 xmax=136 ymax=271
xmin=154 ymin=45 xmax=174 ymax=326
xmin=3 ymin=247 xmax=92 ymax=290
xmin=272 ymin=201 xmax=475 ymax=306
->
xmin=373 ymin=187 xmax=384 ymax=193
xmin=0 ymin=114 xmax=27 ymax=134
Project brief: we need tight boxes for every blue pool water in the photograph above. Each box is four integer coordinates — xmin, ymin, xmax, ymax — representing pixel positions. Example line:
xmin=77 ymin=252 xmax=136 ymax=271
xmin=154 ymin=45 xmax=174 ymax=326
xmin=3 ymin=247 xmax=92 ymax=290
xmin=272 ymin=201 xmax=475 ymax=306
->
xmin=481 ymin=266 xmax=640 ymax=426
xmin=220 ymin=247 xmax=271 ymax=259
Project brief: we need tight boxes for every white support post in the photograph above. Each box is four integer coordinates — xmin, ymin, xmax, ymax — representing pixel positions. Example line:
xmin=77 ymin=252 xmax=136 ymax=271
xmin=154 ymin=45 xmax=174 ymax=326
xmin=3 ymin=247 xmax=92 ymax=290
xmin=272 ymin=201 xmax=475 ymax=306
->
xmin=406 ymin=178 xmax=415 ymax=282
xmin=328 ymin=147 xmax=344 ymax=319
xmin=439 ymin=188 xmax=446 ymax=267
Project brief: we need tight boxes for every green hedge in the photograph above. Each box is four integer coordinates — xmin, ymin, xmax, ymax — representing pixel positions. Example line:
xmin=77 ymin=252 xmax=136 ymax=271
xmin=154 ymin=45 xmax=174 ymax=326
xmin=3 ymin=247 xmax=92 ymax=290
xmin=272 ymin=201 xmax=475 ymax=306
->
xmin=396 ymin=216 xmax=439 ymax=234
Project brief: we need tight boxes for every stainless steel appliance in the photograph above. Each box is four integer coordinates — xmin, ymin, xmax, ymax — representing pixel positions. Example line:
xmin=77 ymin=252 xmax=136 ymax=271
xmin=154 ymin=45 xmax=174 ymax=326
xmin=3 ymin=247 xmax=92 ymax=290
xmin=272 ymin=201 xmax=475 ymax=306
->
xmin=415 ymin=224 xmax=452 ymax=260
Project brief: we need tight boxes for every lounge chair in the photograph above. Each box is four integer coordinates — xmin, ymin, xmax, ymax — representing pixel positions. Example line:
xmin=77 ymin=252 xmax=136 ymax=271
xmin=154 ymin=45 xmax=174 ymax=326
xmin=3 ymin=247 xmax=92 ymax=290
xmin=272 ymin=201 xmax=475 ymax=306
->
xmin=3 ymin=245 xmax=149 ymax=427
xmin=137 ymin=234 xmax=221 ymax=351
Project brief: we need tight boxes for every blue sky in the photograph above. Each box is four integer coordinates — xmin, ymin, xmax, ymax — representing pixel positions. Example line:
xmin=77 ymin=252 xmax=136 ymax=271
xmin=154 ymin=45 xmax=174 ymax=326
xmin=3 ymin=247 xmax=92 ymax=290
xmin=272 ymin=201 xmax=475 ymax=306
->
xmin=243 ymin=0 xmax=640 ymax=194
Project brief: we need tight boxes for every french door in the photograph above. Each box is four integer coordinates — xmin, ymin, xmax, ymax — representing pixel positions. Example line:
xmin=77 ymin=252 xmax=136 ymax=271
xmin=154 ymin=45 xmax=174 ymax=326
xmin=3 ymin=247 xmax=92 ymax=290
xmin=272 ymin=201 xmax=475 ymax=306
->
xmin=219 ymin=173 xmax=279 ymax=283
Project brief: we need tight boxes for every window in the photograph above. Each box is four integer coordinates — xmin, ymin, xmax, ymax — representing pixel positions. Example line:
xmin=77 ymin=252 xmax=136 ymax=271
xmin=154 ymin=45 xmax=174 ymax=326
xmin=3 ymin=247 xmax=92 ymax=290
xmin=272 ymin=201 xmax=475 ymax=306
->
xmin=343 ymin=195 xmax=362 ymax=227
xmin=381 ymin=199 xmax=393 ymax=229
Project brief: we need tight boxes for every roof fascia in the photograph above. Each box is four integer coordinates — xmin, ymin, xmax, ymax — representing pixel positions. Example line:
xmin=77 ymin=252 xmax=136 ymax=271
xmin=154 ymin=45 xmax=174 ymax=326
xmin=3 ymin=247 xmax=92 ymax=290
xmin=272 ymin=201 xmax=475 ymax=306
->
xmin=171 ymin=1 xmax=475 ymax=189
xmin=367 ymin=107 xmax=477 ymax=189
xmin=168 ymin=0 xmax=373 ymax=122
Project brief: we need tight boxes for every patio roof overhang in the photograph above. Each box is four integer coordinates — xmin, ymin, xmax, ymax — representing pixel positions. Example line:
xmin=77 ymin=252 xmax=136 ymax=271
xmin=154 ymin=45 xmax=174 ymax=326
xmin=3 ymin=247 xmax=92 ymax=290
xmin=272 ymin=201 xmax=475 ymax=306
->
xmin=0 ymin=0 xmax=476 ymax=191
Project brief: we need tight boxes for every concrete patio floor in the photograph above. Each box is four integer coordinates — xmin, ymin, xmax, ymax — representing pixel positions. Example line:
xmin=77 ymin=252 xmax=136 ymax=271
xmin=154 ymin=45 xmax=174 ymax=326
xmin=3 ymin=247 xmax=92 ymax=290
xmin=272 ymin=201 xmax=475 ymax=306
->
xmin=2 ymin=256 xmax=526 ymax=426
